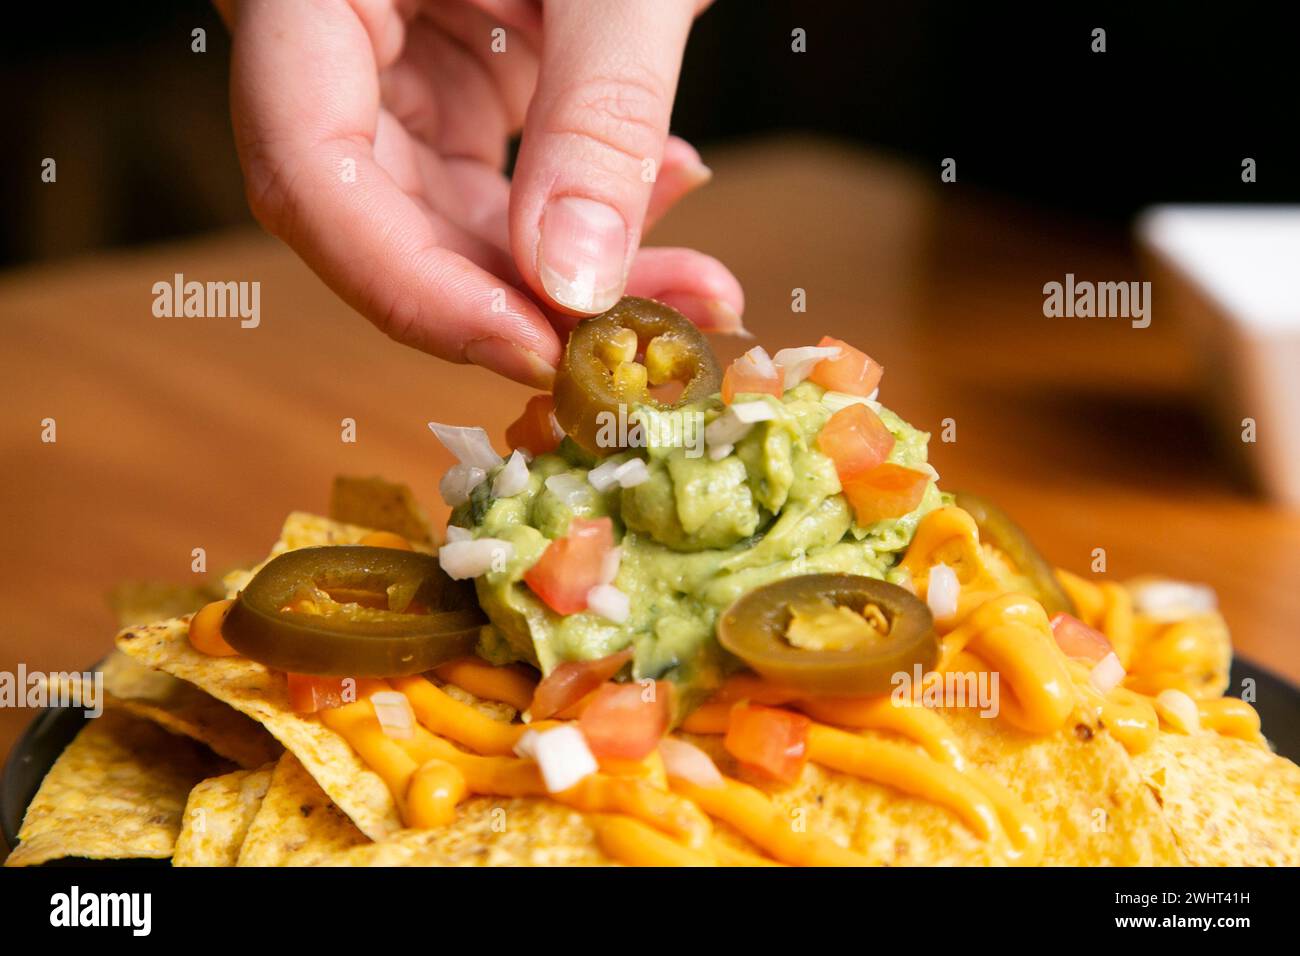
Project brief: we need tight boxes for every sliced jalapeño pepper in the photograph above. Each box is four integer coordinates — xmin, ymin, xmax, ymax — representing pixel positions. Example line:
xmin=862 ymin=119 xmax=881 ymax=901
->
xmin=952 ymin=491 xmax=1076 ymax=617
xmin=222 ymin=546 xmax=486 ymax=677
xmin=717 ymin=574 xmax=938 ymax=697
xmin=553 ymin=297 xmax=722 ymax=454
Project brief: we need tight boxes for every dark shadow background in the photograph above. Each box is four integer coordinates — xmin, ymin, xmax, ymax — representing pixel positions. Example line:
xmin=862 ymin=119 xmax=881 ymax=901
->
xmin=1 ymin=0 xmax=1295 ymax=266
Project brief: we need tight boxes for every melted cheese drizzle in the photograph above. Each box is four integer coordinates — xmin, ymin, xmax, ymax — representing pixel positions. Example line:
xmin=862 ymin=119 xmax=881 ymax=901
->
xmin=312 ymin=505 xmax=1263 ymax=866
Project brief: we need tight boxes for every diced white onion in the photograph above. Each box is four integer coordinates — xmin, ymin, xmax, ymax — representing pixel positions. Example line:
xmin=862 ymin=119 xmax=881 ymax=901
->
xmin=1089 ymin=652 xmax=1127 ymax=694
xmin=370 ymin=691 xmax=415 ymax=740
xmin=772 ymin=345 xmax=841 ymax=387
xmin=707 ymin=405 xmax=759 ymax=447
xmin=492 ymin=450 xmax=530 ymax=498
xmin=586 ymin=584 xmax=630 ymax=623
xmin=443 ymin=525 xmax=472 ymax=543
xmin=427 ymin=422 xmax=502 ymax=471
xmin=514 ymin=725 xmax=598 ymax=793
xmin=599 ymin=546 xmax=622 ymax=585
xmin=588 ymin=457 xmax=649 ymax=491
xmin=927 ymin=564 xmax=960 ymax=621
xmin=707 ymin=442 xmax=733 ymax=460
xmin=1131 ymin=579 xmax=1217 ymax=622
xmin=438 ymin=538 xmax=513 ymax=579
xmin=614 ymin=458 xmax=649 ymax=488
xmin=544 ymin=473 xmax=589 ymax=507
xmin=731 ymin=400 xmax=778 ymax=424
xmin=1155 ymin=689 xmax=1201 ymax=734
xmin=587 ymin=458 xmax=626 ymax=492
xmin=659 ymin=737 xmax=724 ymax=788
xmin=439 ymin=463 xmax=486 ymax=506
xmin=740 ymin=345 xmax=777 ymax=378
xmin=821 ymin=390 xmax=883 ymax=413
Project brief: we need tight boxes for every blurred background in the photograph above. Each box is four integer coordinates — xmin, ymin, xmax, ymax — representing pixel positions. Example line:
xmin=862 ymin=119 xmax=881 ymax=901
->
xmin=1 ymin=0 xmax=1295 ymax=264
xmin=2 ymin=0 xmax=1299 ymax=766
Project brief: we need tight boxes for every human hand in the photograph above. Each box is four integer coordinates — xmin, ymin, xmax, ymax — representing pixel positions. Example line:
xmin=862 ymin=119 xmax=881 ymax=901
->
xmin=224 ymin=0 xmax=745 ymax=387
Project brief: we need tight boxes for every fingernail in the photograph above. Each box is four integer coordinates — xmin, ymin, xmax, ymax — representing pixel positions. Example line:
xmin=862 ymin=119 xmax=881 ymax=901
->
xmin=655 ymin=294 xmax=751 ymax=337
xmin=538 ymin=196 xmax=628 ymax=314
xmin=465 ymin=337 xmax=556 ymax=389
xmin=706 ymin=300 xmax=751 ymax=337
xmin=682 ymin=161 xmax=713 ymax=189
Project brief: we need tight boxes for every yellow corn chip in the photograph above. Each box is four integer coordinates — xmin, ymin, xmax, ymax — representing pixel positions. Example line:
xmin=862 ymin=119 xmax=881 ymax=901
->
xmin=173 ymin=764 xmax=275 ymax=867
xmin=236 ymin=752 xmax=368 ymax=865
xmin=318 ymin=799 xmax=614 ymax=867
xmin=1133 ymin=731 xmax=1300 ymax=865
xmin=5 ymin=710 xmax=230 ymax=866
xmin=330 ymin=475 xmax=433 ymax=543
xmin=100 ymin=651 xmax=282 ymax=769
xmin=108 ymin=581 xmax=223 ymax=628
xmin=116 ymin=619 xmax=401 ymax=840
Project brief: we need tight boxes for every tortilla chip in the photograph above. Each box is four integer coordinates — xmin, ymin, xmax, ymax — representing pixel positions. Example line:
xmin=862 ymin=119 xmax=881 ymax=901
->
xmin=1133 ymin=731 xmax=1300 ymax=865
xmin=116 ymin=619 xmax=402 ymax=840
xmin=686 ymin=707 xmax=1182 ymax=866
xmin=319 ymin=799 xmax=614 ymax=866
xmin=99 ymin=651 xmax=282 ymax=769
xmin=108 ymin=581 xmax=223 ymax=628
xmin=236 ymin=753 xmax=368 ymax=865
xmin=330 ymin=475 xmax=433 ymax=543
xmin=173 ymin=764 xmax=274 ymax=867
xmin=5 ymin=710 xmax=230 ymax=866
xmin=116 ymin=513 xmax=405 ymax=839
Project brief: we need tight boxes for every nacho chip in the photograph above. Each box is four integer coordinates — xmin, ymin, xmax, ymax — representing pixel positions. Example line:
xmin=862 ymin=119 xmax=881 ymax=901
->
xmin=100 ymin=651 xmax=281 ymax=769
xmin=318 ymin=799 xmax=614 ymax=866
xmin=173 ymin=764 xmax=274 ymax=867
xmin=236 ymin=752 xmax=368 ymax=865
xmin=1133 ymin=731 xmax=1300 ymax=865
xmin=117 ymin=513 xmax=404 ymax=839
xmin=108 ymin=581 xmax=223 ymax=628
xmin=5 ymin=710 xmax=230 ymax=866
xmin=116 ymin=619 xmax=402 ymax=840
xmin=685 ymin=707 xmax=1182 ymax=866
xmin=330 ymin=475 xmax=433 ymax=543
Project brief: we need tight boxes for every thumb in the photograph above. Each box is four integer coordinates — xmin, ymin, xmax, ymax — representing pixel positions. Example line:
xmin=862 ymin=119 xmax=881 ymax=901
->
xmin=509 ymin=0 xmax=696 ymax=316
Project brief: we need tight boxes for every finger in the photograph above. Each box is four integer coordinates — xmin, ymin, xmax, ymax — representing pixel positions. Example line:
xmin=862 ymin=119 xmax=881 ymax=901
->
xmin=643 ymin=136 xmax=712 ymax=232
xmin=231 ymin=0 xmax=559 ymax=385
xmin=509 ymin=0 xmax=697 ymax=316
xmin=421 ymin=0 xmax=540 ymax=130
xmin=544 ymin=246 xmax=746 ymax=336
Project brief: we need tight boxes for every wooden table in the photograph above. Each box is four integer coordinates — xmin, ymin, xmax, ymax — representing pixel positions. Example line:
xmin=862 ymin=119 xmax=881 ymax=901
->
xmin=3 ymin=138 xmax=1297 ymax=765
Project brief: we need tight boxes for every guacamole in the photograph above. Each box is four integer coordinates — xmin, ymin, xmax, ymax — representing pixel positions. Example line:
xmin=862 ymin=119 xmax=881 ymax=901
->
xmin=451 ymin=381 xmax=943 ymax=705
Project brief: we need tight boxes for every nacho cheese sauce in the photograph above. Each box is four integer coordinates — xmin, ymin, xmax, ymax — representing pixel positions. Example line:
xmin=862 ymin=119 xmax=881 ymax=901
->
xmin=237 ymin=499 xmax=1259 ymax=867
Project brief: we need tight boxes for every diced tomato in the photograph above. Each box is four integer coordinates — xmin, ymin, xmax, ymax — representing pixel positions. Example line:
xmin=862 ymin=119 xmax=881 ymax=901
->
xmin=524 ymin=516 xmax=615 ymax=615
xmin=721 ymin=347 xmax=784 ymax=404
xmin=816 ymin=403 xmax=896 ymax=482
xmin=529 ymin=647 xmax=633 ymax=719
xmin=579 ymin=681 xmax=672 ymax=760
xmin=724 ymin=702 xmax=810 ymax=784
xmin=505 ymin=394 xmax=564 ymax=456
xmin=1049 ymin=612 xmax=1113 ymax=663
xmin=287 ymin=674 xmax=353 ymax=714
xmin=840 ymin=463 xmax=929 ymax=525
xmin=807 ymin=336 xmax=884 ymax=396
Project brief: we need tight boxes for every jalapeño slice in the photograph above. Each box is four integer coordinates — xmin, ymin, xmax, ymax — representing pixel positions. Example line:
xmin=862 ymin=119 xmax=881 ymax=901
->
xmin=717 ymin=574 xmax=938 ymax=697
xmin=222 ymin=546 xmax=486 ymax=677
xmin=952 ymin=491 xmax=1076 ymax=617
xmin=553 ymin=296 xmax=722 ymax=454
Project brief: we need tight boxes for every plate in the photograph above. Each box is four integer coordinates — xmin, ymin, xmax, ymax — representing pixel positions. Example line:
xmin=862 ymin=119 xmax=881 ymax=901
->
xmin=4 ymin=658 xmax=1298 ymax=857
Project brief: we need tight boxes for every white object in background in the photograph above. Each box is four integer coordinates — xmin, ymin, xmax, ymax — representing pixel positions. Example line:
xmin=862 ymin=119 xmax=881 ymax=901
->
xmin=1137 ymin=206 xmax=1300 ymax=505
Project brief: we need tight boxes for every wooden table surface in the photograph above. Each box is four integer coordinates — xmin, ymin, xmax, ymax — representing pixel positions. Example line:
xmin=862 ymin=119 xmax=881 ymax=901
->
xmin=2 ymin=138 xmax=1298 ymax=765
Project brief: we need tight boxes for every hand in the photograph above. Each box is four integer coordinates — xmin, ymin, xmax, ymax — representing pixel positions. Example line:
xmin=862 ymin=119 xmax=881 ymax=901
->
xmin=223 ymin=0 xmax=745 ymax=387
